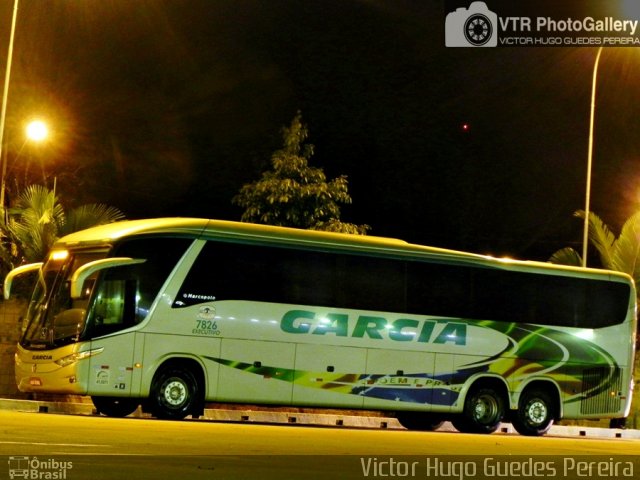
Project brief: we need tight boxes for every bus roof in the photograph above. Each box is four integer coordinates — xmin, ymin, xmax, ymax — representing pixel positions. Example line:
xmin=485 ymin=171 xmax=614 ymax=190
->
xmin=54 ymin=217 xmax=633 ymax=283
xmin=55 ymin=217 xmax=473 ymax=258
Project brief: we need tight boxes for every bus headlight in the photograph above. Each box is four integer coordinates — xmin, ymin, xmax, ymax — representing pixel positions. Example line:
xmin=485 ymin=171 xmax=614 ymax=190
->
xmin=54 ymin=348 xmax=104 ymax=367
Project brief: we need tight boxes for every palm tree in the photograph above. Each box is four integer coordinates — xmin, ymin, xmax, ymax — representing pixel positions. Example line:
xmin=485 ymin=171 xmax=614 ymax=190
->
xmin=0 ymin=184 xmax=125 ymax=270
xmin=550 ymin=210 xmax=640 ymax=286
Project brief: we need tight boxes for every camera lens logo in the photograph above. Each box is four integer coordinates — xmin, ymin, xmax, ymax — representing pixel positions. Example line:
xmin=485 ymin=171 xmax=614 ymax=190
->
xmin=464 ymin=12 xmax=492 ymax=45
xmin=445 ymin=1 xmax=498 ymax=47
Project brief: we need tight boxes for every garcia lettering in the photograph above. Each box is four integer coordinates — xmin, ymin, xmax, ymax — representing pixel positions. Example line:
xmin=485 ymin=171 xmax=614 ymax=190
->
xmin=281 ymin=310 xmax=467 ymax=345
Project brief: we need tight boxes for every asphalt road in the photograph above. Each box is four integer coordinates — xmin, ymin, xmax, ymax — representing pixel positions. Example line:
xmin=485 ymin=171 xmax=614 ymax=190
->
xmin=0 ymin=410 xmax=638 ymax=479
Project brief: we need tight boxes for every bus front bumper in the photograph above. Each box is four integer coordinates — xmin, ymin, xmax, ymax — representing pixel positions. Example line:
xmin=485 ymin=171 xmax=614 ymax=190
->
xmin=14 ymin=348 xmax=89 ymax=395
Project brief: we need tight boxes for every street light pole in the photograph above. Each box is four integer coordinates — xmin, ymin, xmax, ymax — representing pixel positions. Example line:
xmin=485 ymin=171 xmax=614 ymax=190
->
xmin=582 ymin=46 xmax=603 ymax=268
xmin=0 ymin=0 xmax=19 ymax=214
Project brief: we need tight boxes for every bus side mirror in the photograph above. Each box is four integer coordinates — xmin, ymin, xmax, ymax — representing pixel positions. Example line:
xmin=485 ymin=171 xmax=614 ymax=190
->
xmin=3 ymin=262 xmax=43 ymax=300
xmin=70 ymin=257 xmax=146 ymax=299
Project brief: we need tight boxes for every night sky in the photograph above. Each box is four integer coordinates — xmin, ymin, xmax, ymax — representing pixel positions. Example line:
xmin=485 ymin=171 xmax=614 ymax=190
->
xmin=1 ymin=0 xmax=640 ymax=261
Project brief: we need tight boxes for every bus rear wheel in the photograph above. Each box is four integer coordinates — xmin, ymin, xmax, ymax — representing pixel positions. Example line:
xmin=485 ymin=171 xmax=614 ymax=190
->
xmin=511 ymin=388 xmax=555 ymax=436
xmin=452 ymin=386 xmax=504 ymax=434
xmin=92 ymin=396 xmax=139 ymax=418
xmin=151 ymin=367 xmax=201 ymax=420
xmin=396 ymin=412 xmax=445 ymax=431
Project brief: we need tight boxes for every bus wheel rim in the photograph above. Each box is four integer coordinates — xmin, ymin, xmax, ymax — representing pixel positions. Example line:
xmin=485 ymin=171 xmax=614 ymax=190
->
xmin=526 ymin=400 xmax=547 ymax=425
xmin=163 ymin=380 xmax=187 ymax=406
xmin=474 ymin=394 xmax=498 ymax=423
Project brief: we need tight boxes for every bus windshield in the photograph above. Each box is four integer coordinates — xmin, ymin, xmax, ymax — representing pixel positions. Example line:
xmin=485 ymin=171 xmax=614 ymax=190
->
xmin=21 ymin=249 xmax=108 ymax=350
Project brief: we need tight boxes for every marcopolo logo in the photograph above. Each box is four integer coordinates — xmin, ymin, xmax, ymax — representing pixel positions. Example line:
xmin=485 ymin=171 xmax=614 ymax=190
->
xmin=445 ymin=1 xmax=498 ymax=47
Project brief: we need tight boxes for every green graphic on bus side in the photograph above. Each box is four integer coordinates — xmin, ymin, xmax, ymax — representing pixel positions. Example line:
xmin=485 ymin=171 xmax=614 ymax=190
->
xmin=204 ymin=318 xmax=622 ymax=410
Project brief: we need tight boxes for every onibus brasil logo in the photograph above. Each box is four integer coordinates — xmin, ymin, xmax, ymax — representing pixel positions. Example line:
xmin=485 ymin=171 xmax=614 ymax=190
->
xmin=8 ymin=457 xmax=72 ymax=479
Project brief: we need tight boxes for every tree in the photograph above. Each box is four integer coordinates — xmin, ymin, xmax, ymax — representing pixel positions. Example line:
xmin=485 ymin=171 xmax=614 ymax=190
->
xmin=549 ymin=210 xmax=640 ymax=286
xmin=0 ymin=184 xmax=126 ymax=273
xmin=233 ymin=112 xmax=369 ymax=234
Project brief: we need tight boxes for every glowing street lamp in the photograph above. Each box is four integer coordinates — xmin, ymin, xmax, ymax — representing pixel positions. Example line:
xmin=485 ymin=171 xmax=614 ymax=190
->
xmin=0 ymin=118 xmax=50 ymax=216
xmin=24 ymin=119 xmax=53 ymax=195
xmin=26 ymin=120 xmax=48 ymax=143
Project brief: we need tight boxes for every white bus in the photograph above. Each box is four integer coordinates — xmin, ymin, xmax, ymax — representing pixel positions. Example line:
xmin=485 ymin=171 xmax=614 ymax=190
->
xmin=4 ymin=218 xmax=636 ymax=436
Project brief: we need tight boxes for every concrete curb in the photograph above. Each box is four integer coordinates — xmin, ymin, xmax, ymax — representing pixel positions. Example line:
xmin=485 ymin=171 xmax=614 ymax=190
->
xmin=1 ymin=398 xmax=638 ymax=439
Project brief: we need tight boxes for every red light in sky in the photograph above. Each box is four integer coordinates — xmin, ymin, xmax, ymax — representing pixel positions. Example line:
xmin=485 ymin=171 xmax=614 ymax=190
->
xmin=461 ymin=123 xmax=469 ymax=132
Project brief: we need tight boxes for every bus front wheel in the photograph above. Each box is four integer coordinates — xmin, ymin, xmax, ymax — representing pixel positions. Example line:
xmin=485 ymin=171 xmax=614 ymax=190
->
xmin=452 ymin=386 xmax=504 ymax=434
xmin=511 ymin=388 xmax=555 ymax=436
xmin=92 ymin=396 xmax=139 ymax=418
xmin=151 ymin=366 xmax=201 ymax=420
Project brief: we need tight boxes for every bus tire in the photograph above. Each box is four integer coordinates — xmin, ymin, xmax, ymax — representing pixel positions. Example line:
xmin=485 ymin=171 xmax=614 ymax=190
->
xmin=452 ymin=386 xmax=504 ymax=434
xmin=92 ymin=396 xmax=139 ymax=418
xmin=396 ymin=412 xmax=445 ymax=431
xmin=151 ymin=366 xmax=201 ymax=420
xmin=511 ymin=388 xmax=555 ymax=436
